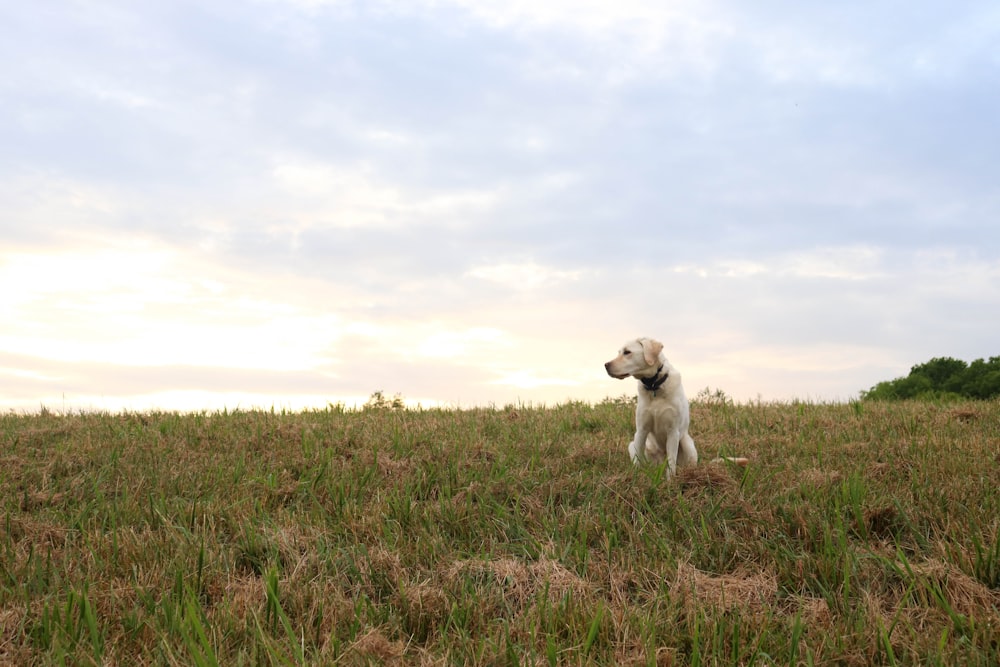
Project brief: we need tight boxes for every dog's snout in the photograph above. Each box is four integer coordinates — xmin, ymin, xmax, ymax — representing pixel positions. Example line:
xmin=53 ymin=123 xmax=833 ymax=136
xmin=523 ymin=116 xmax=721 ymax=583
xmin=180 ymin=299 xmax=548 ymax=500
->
xmin=605 ymin=361 xmax=625 ymax=379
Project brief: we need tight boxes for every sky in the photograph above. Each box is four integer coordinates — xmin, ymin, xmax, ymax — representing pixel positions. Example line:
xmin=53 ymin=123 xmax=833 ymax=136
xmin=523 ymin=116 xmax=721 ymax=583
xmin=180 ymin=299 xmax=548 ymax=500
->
xmin=2 ymin=1 xmax=999 ymax=412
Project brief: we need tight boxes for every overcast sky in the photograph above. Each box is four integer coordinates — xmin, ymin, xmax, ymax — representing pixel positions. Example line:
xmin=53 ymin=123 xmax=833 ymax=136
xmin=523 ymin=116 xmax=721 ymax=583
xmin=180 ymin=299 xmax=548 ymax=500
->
xmin=2 ymin=1 xmax=999 ymax=412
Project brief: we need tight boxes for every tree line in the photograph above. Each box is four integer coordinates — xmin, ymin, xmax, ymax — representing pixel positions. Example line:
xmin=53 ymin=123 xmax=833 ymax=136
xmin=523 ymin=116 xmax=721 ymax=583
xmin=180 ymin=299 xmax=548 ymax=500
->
xmin=862 ymin=356 xmax=1000 ymax=400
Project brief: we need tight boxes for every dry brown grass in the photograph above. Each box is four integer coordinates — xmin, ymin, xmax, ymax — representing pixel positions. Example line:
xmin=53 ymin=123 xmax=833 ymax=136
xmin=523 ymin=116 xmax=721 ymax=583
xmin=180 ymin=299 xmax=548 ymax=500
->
xmin=0 ymin=399 xmax=998 ymax=664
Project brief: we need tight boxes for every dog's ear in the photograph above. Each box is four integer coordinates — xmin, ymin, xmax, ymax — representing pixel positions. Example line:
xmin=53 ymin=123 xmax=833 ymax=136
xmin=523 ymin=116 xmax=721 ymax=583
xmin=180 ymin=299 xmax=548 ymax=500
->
xmin=640 ymin=338 xmax=664 ymax=366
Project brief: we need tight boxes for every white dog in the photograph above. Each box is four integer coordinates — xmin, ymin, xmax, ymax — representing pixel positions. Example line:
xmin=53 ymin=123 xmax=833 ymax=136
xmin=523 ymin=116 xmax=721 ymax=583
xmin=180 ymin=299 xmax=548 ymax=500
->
xmin=605 ymin=337 xmax=748 ymax=472
xmin=605 ymin=337 xmax=697 ymax=471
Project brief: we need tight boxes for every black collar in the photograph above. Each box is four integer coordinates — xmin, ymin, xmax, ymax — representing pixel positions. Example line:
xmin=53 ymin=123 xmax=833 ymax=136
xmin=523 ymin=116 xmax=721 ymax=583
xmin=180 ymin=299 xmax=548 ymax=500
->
xmin=639 ymin=365 xmax=668 ymax=394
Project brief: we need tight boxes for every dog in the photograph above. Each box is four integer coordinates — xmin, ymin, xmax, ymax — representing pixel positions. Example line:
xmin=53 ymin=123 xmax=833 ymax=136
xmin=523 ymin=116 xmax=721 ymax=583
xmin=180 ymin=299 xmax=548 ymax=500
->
xmin=605 ymin=337 xmax=748 ymax=472
xmin=605 ymin=337 xmax=697 ymax=471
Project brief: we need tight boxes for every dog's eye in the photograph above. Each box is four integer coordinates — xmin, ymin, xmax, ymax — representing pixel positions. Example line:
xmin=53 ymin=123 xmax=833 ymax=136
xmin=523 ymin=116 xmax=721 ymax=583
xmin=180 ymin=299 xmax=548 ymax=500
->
xmin=623 ymin=350 xmax=631 ymax=355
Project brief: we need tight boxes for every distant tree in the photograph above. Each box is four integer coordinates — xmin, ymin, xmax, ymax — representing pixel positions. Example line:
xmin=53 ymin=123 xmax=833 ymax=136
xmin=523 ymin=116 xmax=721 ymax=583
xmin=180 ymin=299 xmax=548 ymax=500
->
xmin=363 ymin=390 xmax=407 ymax=410
xmin=862 ymin=356 xmax=1000 ymax=400
xmin=961 ymin=357 xmax=1000 ymax=399
xmin=909 ymin=357 xmax=967 ymax=388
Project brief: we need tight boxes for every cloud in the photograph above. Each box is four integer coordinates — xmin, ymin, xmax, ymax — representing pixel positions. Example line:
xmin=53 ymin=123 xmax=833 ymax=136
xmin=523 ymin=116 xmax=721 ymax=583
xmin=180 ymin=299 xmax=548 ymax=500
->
xmin=269 ymin=158 xmax=501 ymax=231
xmin=2 ymin=1 xmax=999 ymax=411
xmin=490 ymin=370 xmax=580 ymax=390
xmin=416 ymin=328 xmax=510 ymax=359
xmin=673 ymin=246 xmax=886 ymax=281
xmin=466 ymin=261 xmax=583 ymax=291
xmin=0 ymin=238 xmax=344 ymax=371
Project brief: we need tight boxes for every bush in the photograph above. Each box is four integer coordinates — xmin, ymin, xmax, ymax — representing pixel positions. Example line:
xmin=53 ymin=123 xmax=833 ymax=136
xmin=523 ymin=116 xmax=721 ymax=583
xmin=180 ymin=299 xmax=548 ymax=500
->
xmin=862 ymin=356 xmax=1000 ymax=400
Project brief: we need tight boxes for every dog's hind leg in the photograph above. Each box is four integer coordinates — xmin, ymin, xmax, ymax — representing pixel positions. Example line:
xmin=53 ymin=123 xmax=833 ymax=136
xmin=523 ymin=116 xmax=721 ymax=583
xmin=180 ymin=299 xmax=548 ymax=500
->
xmin=644 ymin=433 xmax=666 ymax=465
xmin=676 ymin=433 xmax=698 ymax=467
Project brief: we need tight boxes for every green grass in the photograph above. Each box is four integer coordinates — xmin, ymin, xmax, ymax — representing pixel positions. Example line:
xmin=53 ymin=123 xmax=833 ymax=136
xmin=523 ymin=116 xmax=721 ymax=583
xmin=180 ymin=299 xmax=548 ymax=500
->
xmin=2 ymin=397 xmax=999 ymax=665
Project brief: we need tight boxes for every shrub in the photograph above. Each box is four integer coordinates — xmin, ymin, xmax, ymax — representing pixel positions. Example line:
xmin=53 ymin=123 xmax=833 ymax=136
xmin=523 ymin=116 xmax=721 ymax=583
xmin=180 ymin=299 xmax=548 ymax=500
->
xmin=862 ymin=355 xmax=1000 ymax=400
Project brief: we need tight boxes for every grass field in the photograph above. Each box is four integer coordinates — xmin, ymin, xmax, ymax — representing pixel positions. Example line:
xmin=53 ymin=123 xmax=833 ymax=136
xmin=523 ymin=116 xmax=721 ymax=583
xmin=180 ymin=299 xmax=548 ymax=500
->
xmin=2 ymin=396 xmax=999 ymax=665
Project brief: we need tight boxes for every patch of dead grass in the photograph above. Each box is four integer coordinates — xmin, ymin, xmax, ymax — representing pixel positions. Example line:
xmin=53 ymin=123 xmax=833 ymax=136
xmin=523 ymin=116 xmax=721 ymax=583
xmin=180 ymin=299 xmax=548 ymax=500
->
xmin=671 ymin=562 xmax=778 ymax=615
xmin=348 ymin=628 xmax=406 ymax=663
xmin=445 ymin=554 xmax=594 ymax=608
xmin=908 ymin=558 xmax=1000 ymax=621
xmin=798 ymin=467 xmax=843 ymax=487
xmin=676 ymin=464 xmax=739 ymax=493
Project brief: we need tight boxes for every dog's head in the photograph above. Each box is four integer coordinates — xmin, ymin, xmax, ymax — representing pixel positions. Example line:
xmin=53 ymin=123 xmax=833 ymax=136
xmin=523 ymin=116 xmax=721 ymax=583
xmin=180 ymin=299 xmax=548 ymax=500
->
xmin=604 ymin=337 xmax=664 ymax=379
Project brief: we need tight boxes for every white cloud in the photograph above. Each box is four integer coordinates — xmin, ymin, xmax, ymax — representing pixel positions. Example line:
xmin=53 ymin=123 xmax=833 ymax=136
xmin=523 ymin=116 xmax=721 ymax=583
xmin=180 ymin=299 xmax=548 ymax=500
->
xmin=81 ymin=79 xmax=160 ymax=110
xmin=466 ymin=261 xmax=582 ymax=291
xmin=0 ymin=239 xmax=343 ymax=372
xmin=448 ymin=0 xmax=706 ymax=37
xmin=673 ymin=246 xmax=885 ymax=281
xmin=490 ymin=370 xmax=580 ymax=390
xmin=272 ymin=161 xmax=352 ymax=196
xmin=270 ymin=159 xmax=500 ymax=229
xmin=778 ymin=246 xmax=886 ymax=281
xmin=270 ymin=0 xmax=710 ymax=36
xmin=2 ymin=173 xmax=123 ymax=229
xmin=416 ymin=327 xmax=509 ymax=358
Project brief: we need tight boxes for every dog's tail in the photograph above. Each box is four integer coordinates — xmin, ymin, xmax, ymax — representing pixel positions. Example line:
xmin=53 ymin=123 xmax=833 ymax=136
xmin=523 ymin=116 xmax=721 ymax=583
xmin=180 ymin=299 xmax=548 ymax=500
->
xmin=710 ymin=456 xmax=749 ymax=467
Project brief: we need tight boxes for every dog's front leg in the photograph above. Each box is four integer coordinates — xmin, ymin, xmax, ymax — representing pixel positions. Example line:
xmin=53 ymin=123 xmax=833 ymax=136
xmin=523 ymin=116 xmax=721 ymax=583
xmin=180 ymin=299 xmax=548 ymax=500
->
xmin=627 ymin=426 xmax=650 ymax=464
xmin=663 ymin=430 xmax=681 ymax=475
